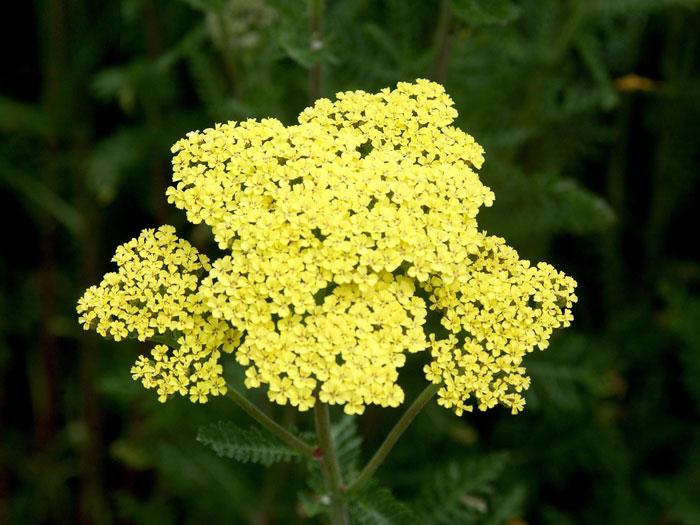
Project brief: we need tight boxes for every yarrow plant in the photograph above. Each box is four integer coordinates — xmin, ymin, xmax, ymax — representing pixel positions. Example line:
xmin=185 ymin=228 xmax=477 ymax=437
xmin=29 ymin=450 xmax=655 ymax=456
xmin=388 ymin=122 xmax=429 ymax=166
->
xmin=78 ymin=79 xmax=576 ymax=522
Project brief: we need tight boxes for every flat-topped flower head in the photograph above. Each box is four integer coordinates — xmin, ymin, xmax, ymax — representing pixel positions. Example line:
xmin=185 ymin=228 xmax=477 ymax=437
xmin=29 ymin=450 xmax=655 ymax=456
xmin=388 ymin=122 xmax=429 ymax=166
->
xmin=78 ymin=79 xmax=577 ymax=415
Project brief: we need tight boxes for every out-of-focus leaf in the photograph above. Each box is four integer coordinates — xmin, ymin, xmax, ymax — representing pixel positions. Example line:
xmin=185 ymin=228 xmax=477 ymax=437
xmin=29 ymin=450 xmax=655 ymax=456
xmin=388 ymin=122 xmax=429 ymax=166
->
xmin=660 ymin=282 xmax=700 ymax=411
xmin=92 ymin=61 xmax=150 ymax=110
xmin=525 ymin=334 xmax=608 ymax=414
xmin=362 ymin=23 xmax=403 ymax=64
xmin=479 ymin=163 xmax=615 ymax=239
xmin=0 ymin=97 xmax=51 ymax=136
xmin=0 ymin=161 xmax=83 ymax=234
xmin=415 ymin=453 xmax=509 ymax=524
xmin=592 ymin=0 xmax=700 ymax=15
xmin=156 ymin=23 xmax=208 ymax=72
xmin=347 ymin=481 xmax=422 ymax=525
xmin=449 ymin=0 xmax=520 ymax=25
xmin=298 ymin=490 xmax=328 ymax=518
xmin=177 ymin=0 xmax=222 ymax=13
xmin=278 ymin=32 xmax=322 ymax=69
xmin=575 ymin=34 xmax=619 ymax=110
xmin=482 ymin=484 xmax=527 ymax=525
xmin=186 ymin=48 xmax=229 ymax=115
xmin=85 ymin=127 xmax=151 ymax=203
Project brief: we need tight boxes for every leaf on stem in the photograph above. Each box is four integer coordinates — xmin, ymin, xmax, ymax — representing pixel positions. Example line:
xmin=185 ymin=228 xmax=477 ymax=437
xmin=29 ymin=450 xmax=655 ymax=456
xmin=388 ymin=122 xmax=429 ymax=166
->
xmin=197 ymin=421 xmax=301 ymax=465
xmin=332 ymin=414 xmax=362 ymax=479
xmin=347 ymin=481 xmax=422 ymax=525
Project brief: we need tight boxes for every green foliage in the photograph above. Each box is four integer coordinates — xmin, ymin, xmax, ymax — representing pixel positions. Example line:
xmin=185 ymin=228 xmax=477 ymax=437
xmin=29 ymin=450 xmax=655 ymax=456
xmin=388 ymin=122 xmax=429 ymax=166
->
xmin=85 ymin=127 xmax=154 ymax=204
xmin=0 ymin=159 xmax=84 ymax=234
xmin=661 ymin=282 xmax=700 ymax=412
xmin=415 ymin=453 xmax=513 ymax=524
xmin=449 ymin=0 xmax=520 ymax=26
xmin=332 ymin=414 xmax=363 ymax=479
xmin=197 ymin=421 xmax=301 ymax=465
xmin=525 ymin=334 xmax=609 ymax=414
xmin=0 ymin=96 xmax=51 ymax=136
xmin=592 ymin=0 xmax=700 ymax=15
xmin=3 ymin=0 xmax=700 ymax=523
xmin=480 ymin=163 xmax=615 ymax=240
xmin=347 ymin=481 xmax=422 ymax=525
xmin=186 ymin=47 xmax=230 ymax=117
xmin=300 ymin=413 xmax=362 ymax=504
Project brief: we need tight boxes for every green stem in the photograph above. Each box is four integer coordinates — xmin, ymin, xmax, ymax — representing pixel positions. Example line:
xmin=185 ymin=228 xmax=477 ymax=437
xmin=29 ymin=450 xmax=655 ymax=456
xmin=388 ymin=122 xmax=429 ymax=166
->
xmin=309 ymin=0 xmax=324 ymax=103
xmin=224 ymin=381 xmax=316 ymax=457
xmin=215 ymin=4 xmax=241 ymax=97
xmin=347 ymin=382 xmax=440 ymax=493
xmin=432 ymin=0 xmax=453 ymax=84
xmin=314 ymin=400 xmax=348 ymax=525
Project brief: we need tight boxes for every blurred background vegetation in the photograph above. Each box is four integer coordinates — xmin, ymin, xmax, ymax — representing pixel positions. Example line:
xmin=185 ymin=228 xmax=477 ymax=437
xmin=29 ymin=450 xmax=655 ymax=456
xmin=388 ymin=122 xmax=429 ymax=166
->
xmin=2 ymin=0 xmax=700 ymax=523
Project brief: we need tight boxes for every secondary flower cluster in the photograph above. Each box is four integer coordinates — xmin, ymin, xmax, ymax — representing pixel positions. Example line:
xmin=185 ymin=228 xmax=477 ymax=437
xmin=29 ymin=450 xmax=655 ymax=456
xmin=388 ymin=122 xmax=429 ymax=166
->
xmin=77 ymin=226 xmax=240 ymax=402
xmin=78 ymin=79 xmax=576 ymax=415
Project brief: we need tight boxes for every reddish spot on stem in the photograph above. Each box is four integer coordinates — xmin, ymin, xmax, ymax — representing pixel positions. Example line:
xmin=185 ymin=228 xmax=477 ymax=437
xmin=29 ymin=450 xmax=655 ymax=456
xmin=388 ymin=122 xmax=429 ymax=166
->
xmin=312 ymin=446 xmax=323 ymax=460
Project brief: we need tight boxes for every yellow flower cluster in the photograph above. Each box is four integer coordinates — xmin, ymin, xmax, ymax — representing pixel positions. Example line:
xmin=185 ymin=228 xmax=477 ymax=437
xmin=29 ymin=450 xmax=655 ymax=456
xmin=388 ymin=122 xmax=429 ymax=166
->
xmin=78 ymin=79 xmax=577 ymax=415
xmin=423 ymin=234 xmax=576 ymax=415
xmin=77 ymin=226 xmax=239 ymax=402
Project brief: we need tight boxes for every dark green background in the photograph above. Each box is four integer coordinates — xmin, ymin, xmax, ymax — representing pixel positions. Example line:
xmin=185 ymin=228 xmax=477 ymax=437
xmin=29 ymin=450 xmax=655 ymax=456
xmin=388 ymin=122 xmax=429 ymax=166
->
xmin=2 ymin=0 xmax=699 ymax=523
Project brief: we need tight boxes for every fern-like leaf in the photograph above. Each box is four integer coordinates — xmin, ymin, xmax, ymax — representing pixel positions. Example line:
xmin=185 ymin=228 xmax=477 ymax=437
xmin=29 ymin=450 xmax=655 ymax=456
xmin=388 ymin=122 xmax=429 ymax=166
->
xmin=332 ymin=415 xmax=363 ymax=479
xmin=197 ymin=421 xmax=301 ymax=465
xmin=347 ymin=481 xmax=422 ymax=525
xmin=415 ymin=453 xmax=509 ymax=525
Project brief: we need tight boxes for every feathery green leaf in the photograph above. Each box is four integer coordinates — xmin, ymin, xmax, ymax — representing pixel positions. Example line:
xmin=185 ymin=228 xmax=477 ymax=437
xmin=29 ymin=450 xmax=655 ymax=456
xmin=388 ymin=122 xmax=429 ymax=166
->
xmin=197 ymin=421 xmax=301 ymax=465
xmin=347 ymin=481 xmax=422 ymax=525
xmin=415 ymin=453 xmax=509 ymax=524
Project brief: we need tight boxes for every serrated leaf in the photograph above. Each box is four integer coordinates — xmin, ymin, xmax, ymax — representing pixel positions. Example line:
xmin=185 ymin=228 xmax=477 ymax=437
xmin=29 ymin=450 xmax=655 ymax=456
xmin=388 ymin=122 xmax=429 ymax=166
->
xmin=197 ymin=421 xmax=301 ymax=465
xmin=415 ymin=453 xmax=509 ymax=524
xmin=347 ymin=482 xmax=422 ymax=525
xmin=449 ymin=0 xmax=520 ymax=26
xmin=332 ymin=415 xmax=362 ymax=479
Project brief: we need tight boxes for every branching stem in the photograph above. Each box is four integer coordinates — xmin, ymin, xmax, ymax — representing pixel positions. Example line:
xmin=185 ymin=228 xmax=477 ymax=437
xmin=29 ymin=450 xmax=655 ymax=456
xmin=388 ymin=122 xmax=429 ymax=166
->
xmin=224 ymin=381 xmax=316 ymax=457
xmin=347 ymin=382 xmax=441 ymax=493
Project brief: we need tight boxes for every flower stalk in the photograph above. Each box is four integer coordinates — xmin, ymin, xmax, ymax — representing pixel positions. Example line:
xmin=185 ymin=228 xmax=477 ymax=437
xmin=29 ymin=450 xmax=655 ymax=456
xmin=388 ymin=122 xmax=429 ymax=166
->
xmin=224 ymin=381 xmax=316 ymax=457
xmin=314 ymin=399 xmax=348 ymax=525
xmin=347 ymin=382 xmax=441 ymax=493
